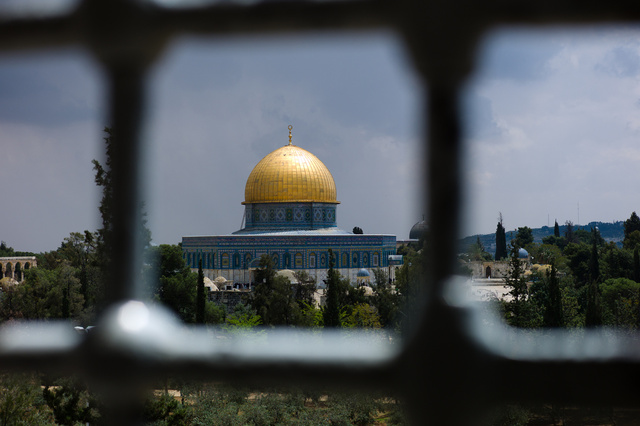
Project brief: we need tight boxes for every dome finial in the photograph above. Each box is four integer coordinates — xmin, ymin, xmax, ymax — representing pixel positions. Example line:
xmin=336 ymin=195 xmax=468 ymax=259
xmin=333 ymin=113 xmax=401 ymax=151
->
xmin=288 ymin=125 xmax=293 ymax=145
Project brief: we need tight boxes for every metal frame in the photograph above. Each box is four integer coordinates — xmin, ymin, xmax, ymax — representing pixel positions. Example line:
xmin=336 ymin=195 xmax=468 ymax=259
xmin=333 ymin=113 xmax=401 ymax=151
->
xmin=2 ymin=0 xmax=640 ymax=424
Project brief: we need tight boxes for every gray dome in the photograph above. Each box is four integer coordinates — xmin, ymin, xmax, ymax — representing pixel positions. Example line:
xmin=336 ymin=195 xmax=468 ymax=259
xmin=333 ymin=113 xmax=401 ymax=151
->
xmin=409 ymin=219 xmax=427 ymax=240
xmin=518 ymin=248 xmax=529 ymax=259
xmin=357 ymin=268 xmax=371 ymax=278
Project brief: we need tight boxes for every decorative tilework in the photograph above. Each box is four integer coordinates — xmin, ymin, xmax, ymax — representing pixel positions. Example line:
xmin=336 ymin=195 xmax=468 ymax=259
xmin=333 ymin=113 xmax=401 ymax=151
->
xmin=286 ymin=208 xmax=293 ymax=222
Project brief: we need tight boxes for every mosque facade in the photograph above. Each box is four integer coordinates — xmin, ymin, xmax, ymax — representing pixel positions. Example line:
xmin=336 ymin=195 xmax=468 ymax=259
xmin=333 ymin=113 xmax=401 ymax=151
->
xmin=182 ymin=127 xmax=397 ymax=286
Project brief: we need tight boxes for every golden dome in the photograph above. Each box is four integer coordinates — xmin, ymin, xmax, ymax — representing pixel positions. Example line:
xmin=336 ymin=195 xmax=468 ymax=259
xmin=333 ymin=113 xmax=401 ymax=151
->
xmin=244 ymin=135 xmax=339 ymax=205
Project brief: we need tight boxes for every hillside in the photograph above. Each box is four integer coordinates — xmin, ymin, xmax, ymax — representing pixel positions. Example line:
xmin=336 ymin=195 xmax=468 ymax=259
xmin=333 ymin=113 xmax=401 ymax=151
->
xmin=460 ymin=221 xmax=625 ymax=255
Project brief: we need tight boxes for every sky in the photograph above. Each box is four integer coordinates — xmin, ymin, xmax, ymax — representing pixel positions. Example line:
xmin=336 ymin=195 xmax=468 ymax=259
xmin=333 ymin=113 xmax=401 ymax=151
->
xmin=2 ymin=25 xmax=640 ymax=253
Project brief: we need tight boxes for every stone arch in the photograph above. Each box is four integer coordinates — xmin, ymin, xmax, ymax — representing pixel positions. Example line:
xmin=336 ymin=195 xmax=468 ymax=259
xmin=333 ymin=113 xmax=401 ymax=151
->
xmin=4 ymin=262 xmax=12 ymax=278
xmin=14 ymin=263 xmax=22 ymax=282
xmin=485 ymin=266 xmax=492 ymax=279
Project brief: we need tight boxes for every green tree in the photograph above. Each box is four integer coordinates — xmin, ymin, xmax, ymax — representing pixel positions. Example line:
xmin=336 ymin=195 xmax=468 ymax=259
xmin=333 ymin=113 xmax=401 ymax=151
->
xmin=554 ymin=220 xmax=560 ymax=238
xmin=600 ymin=278 xmax=640 ymax=328
xmin=371 ymin=268 xmax=399 ymax=328
xmin=43 ymin=377 xmax=101 ymax=425
xmin=196 ymin=259 xmax=205 ymax=324
xmin=292 ymin=271 xmax=317 ymax=308
xmin=564 ymin=242 xmax=591 ymax=288
xmin=543 ymin=262 xmax=563 ymax=327
xmin=342 ymin=303 xmax=382 ymax=329
xmin=514 ymin=226 xmax=534 ymax=249
xmin=223 ymin=303 xmax=262 ymax=332
xmin=585 ymin=228 xmax=603 ymax=327
xmin=251 ymin=255 xmax=301 ymax=326
xmin=151 ymin=244 xmax=197 ymax=322
xmin=92 ymin=128 xmax=151 ymax=308
xmin=469 ymin=236 xmax=492 ymax=261
xmin=504 ymin=243 xmax=536 ymax=327
xmin=600 ymin=242 xmax=632 ymax=282
xmin=624 ymin=211 xmax=640 ymax=249
xmin=13 ymin=263 xmax=84 ymax=320
xmin=495 ymin=214 xmax=507 ymax=261
xmin=204 ymin=301 xmax=225 ymax=324
xmin=323 ymin=249 xmax=342 ymax=328
xmin=564 ymin=221 xmax=577 ymax=244
xmin=634 ymin=247 xmax=640 ymax=283
xmin=352 ymin=226 xmax=363 ymax=234
xmin=0 ymin=373 xmax=55 ymax=425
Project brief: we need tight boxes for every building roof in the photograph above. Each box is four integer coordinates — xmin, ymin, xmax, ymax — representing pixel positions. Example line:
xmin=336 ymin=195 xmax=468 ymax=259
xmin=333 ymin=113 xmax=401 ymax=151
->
xmin=243 ymin=129 xmax=339 ymax=205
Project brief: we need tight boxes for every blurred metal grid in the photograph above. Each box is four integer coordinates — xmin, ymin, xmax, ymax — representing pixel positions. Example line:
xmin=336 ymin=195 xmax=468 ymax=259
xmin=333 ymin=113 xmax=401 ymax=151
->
xmin=2 ymin=0 xmax=640 ymax=424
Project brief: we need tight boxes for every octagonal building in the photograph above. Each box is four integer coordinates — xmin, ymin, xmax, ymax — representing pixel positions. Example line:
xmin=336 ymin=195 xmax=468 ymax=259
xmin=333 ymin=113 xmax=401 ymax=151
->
xmin=181 ymin=127 xmax=397 ymax=286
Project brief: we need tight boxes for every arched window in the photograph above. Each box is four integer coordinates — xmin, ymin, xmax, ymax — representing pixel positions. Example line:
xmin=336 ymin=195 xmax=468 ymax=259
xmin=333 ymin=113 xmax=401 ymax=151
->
xmin=14 ymin=263 xmax=22 ymax=281
xmin=284 ymin=253 xmax=291 ymax=268
xmin=363 ymin=253 xmax=369 ymax=266
xmin=244 ymin=253 xmax=252 ymax=269
xmin=233 ymin=253 xmax=240 ymax=268
xmin=309 ymin=253 xmax=316 ymax=268
xmin=373 ymin=253 xmax=379 ymax=267
xmin=352 ymin=253 xmax=358 ymax=267
xmin=342 ymin=253 xmax=348 ymax=268
xmin=272 ymin=253 xmax=279 ymax=268
xmin=221 ymin=253 xmax=229 ymax=268
xmin=295 ymin=253 xmax=303 ymax=268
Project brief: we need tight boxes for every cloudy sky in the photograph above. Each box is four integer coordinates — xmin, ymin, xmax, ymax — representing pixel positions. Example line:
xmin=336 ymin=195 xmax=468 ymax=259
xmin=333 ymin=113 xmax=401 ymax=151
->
xmin=2 ymin=24 xmax=640 ymax=253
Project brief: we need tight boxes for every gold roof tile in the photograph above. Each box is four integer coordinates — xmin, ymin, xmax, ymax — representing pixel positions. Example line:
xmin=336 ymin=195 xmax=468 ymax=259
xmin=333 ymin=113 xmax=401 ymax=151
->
xmin=243 ymin=141 xmax=338 ymax=205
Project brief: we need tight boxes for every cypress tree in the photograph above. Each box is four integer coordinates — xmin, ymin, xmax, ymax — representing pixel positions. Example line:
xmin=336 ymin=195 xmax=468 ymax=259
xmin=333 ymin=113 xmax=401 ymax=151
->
xmin=543 ymin=262 xmax=563 ymax=327
xmin=323 ymin=249 xmax=341 ymax=327
xmin=495 ymin=215 xmax=507 ymax=261
xmin=196 ymin=259 xmax=205 ymax=324
xmin=505 ymin=243 xmax=531 ymax=327
xmin=634 ymin=247 xmax=640 ymax=283
xmin=554 ymin=220 xmax=560 ymax=238
xmin=585 ymin=228 xmax=602 ymax=327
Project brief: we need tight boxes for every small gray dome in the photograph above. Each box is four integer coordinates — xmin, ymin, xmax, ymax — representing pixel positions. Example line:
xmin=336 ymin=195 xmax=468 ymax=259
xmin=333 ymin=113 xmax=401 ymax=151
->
xmin=518 ymin=248 xmax=529 ymax=259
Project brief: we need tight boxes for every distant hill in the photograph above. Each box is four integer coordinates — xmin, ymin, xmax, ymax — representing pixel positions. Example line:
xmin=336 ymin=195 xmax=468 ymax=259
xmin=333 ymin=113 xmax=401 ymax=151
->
xmin=460 ymin=221 xmax=625 ymax=255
